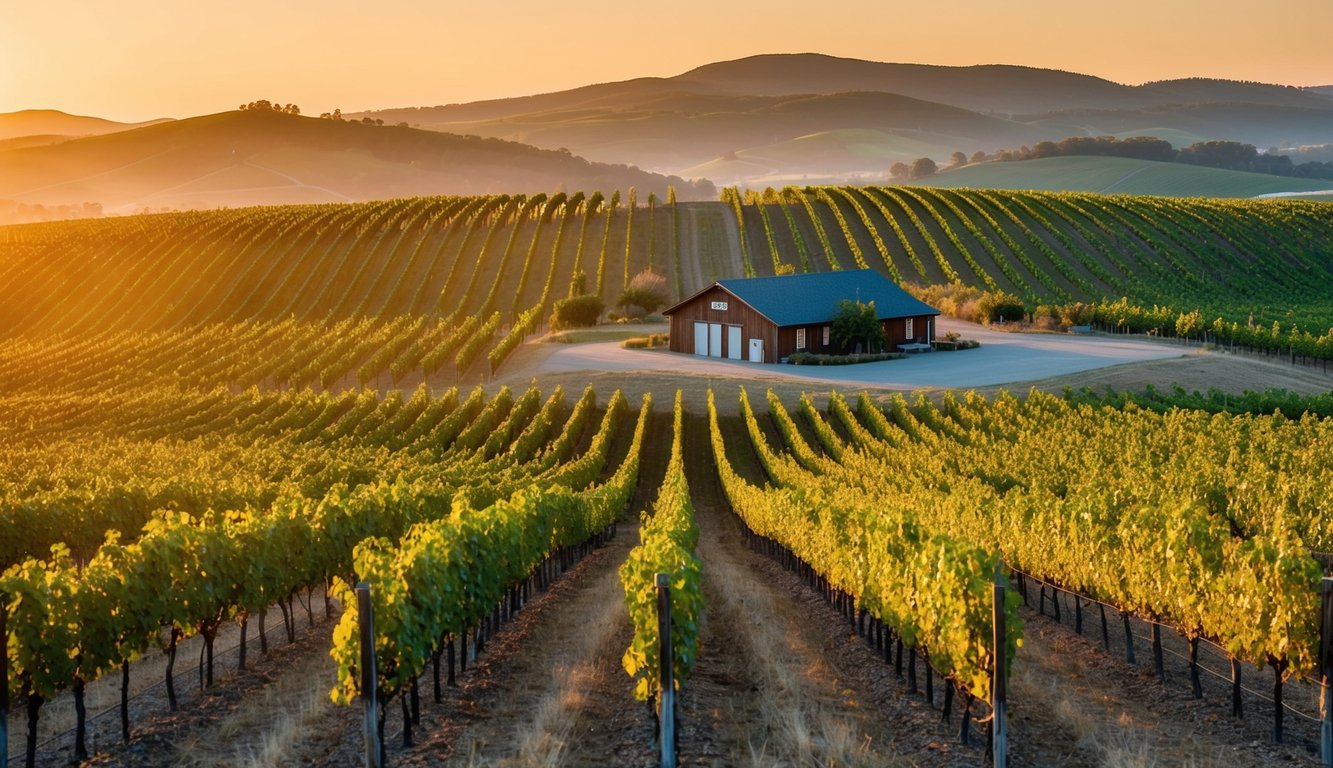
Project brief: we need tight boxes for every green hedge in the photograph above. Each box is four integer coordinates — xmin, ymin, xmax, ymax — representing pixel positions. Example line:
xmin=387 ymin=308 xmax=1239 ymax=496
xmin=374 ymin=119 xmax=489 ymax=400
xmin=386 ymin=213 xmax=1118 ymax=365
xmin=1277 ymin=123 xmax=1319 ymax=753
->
xmin=788 ymin=351 xmax=905 ymax=365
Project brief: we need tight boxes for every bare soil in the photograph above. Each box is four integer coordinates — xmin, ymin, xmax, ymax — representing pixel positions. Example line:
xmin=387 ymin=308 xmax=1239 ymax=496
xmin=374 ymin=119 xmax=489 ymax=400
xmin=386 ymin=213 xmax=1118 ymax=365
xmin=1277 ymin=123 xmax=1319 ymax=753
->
xmin=678 ymin=413 xmax=982 ymax=767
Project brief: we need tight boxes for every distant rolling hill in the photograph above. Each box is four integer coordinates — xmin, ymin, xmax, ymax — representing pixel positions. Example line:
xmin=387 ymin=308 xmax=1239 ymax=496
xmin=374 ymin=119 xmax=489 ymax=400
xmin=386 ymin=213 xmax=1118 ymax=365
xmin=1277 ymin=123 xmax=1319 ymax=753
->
xmin=1130 ymin=78 xmax=1333 ymax=110
xmin=423 ymin=90 xmax=1054 ymax=181
xmin=0 ymin=109 xmax=172 ymax=141
xmin=914 ymin=156 xmax=1333 ymax=198
xmin=361 ymin=54 xmax=1333 ymax=124
xmin=0 ymin=110 xmax=714 ymax=213
xmin=353 ymin=54 xmax=1333 ymax=187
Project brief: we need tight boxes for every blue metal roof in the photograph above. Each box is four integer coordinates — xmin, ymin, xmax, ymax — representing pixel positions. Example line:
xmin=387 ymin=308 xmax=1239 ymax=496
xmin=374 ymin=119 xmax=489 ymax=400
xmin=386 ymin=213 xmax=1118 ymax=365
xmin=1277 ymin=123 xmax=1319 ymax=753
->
xmin=714 ymin=269 xmax=939 ymax=327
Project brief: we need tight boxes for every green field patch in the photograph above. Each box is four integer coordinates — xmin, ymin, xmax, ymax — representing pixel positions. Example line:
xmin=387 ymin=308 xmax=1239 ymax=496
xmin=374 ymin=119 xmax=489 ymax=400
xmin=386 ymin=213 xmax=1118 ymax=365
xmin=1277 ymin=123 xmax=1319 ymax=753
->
xmin=921 ymin=156 xmax=1330 ymax=198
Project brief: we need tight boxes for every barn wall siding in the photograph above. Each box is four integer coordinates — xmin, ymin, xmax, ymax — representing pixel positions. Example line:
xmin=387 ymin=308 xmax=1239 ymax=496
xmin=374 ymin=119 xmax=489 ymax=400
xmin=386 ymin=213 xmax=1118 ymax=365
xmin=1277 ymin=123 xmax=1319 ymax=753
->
xmin=883 ymin=314 xmax=937 ymax=350
xmin=666 ymin=287 xmax=778 ymax=361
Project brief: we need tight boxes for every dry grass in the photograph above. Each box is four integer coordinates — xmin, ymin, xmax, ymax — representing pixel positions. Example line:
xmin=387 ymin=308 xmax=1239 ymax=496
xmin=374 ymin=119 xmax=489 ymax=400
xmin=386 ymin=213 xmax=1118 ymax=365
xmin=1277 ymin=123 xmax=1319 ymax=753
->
xmin=1011 ymin=625 xmax=1232 ymax=768
xmin=170 ymin=637 xmax=336 ymax=768
xmin=446 ymin=548 xmax=633 ymax=768
xmin=697 ymin=535 xmax=901 ymax=768
xmin=503 ymin=597 xmax=626 ymax=767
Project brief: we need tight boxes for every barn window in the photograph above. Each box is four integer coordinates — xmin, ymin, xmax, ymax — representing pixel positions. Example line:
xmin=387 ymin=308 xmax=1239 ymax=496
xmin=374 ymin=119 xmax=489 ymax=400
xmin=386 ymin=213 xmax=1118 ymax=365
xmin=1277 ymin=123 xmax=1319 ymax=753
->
xmin=822 ymin=326 xmax=830 ymax=346
xmin=905 ymin=318 xmax=914 ymax=339
xmin=796 ymin=328 xmax=806 ymax=350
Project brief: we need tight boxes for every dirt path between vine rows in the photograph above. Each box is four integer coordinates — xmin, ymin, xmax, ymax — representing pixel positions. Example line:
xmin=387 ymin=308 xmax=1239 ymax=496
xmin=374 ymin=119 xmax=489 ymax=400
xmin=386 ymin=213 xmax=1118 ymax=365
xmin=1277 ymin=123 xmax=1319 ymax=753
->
xmin=675 ymin=201 xmax=746 ymax=296
xmin=419 ymin=414 xmax=672 ymax=767
xmin=673 ymin=412 xmax=985 ymax=766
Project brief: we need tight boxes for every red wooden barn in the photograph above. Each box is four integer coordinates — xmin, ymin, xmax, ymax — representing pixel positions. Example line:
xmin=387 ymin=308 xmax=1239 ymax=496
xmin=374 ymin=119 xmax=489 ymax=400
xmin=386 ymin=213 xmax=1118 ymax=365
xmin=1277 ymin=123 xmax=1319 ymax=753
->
xmin=662 ymin=269 xmax=940 ymax=363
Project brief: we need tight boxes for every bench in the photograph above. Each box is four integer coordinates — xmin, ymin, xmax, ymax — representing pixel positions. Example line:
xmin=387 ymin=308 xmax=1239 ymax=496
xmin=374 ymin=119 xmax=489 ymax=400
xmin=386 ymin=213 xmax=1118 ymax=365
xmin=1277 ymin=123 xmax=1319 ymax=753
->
xmin=897 ymin=342 xmax=932 ymax=353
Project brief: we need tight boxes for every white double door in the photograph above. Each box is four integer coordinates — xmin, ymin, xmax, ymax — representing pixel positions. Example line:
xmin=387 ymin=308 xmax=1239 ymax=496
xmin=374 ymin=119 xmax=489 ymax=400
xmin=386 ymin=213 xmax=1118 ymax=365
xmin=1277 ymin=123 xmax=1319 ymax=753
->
xmin=693 ymin=322 xmax=742 ymax=359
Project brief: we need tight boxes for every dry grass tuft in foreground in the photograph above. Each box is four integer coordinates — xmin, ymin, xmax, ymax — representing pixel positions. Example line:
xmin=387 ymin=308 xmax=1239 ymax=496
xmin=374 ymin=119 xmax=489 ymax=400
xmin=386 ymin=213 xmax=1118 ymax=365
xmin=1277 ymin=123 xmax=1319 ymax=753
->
xmin=696 ymin=528 xmax=900 ymax=767
xmin=170 ymin=641 xmax=336 ymax=768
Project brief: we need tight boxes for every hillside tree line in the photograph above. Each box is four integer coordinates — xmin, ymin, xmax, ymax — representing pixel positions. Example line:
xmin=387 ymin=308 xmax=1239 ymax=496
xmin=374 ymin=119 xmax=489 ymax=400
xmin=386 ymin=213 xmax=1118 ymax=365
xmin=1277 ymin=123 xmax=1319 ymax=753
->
xmin=986 ymin=136 xmax=1333 ymax=181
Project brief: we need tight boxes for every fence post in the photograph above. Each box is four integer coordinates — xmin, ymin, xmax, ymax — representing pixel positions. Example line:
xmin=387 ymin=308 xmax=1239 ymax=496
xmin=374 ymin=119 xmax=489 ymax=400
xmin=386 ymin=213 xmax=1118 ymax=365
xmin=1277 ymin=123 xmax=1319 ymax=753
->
xmin=357 ymin=583 xmax=382 ymax=768
xmin=656 ymin=573 xmax=676 ymax=768
xmin=1 ymin=596 xmax=8 ymax=768
xmin=992 ymin=562 xmax=1007 ymax=768
xmin=1320 ymin=577 xmax=1331 ymax=767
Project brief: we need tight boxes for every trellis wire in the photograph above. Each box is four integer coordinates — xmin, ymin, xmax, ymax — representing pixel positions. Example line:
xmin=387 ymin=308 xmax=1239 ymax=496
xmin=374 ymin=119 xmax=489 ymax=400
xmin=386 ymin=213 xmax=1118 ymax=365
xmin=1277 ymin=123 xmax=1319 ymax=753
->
xmin=1012 ymin=566 xmax=1325 ymax=723
xmin=6 ymin=593 xmax=332 ymax=764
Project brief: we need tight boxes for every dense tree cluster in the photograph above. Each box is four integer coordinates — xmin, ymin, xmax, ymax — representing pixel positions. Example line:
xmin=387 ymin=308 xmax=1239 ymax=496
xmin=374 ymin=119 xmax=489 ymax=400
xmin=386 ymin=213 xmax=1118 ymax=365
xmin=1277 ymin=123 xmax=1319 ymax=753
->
xmin=238 ymin=100 xmax=300 ymax=115
xmin=313 ymin=108 xmax=386 ymax=126
xmin=888 ymin=158 xmax=938 ymax=180
xmin=980 ymin=135 xmax=1333 ymax=181
xmin=1019 ymin=135 xmax=1176 ymax=163
xmin=1178 ymin=141 xmax=1333 ymax=179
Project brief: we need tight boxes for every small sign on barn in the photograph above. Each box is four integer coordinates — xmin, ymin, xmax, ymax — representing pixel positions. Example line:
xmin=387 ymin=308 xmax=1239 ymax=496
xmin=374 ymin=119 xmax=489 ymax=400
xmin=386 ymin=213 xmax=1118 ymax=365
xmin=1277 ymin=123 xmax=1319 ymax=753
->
xmin=662 ymin=269 xmax=940 ymax=363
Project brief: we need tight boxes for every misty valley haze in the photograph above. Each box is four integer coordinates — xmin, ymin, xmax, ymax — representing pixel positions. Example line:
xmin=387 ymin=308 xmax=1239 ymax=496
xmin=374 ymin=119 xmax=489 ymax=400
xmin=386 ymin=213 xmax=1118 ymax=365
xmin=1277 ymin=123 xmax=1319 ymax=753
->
xmin=3 ymin=53 xmax=1332 ymax=221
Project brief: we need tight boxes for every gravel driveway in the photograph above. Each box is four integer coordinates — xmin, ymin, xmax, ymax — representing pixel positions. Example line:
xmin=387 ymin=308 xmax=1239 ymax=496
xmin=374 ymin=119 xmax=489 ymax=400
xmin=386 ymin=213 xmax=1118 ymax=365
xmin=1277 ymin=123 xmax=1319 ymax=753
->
xmin=536 ymin=320 xmax=1190 ymax=389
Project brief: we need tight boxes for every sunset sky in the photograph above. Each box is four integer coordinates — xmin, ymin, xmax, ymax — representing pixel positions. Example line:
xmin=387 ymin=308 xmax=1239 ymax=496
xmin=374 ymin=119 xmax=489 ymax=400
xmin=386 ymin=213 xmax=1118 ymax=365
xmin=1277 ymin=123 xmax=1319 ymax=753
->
xmin=5 ymin=0 xmax=1331 ymax=122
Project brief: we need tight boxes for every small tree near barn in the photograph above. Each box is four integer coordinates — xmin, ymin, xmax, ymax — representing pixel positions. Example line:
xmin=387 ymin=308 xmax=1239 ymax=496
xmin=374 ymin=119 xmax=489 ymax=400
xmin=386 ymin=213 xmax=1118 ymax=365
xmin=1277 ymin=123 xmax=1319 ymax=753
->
xmin=617 ymin=269 xmax=670 ymax=319
xmin=552 ymin=294 xmax=604 ymax=330
xmin=830 ymin=299 xmax=885 ymax=353
xmin=977 ymin=291 xmax=1025 ymax=324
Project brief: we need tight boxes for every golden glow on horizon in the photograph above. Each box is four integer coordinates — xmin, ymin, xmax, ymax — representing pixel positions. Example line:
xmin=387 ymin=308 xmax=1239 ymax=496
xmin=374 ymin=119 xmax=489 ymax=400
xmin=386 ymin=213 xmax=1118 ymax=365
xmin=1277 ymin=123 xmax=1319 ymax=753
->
xmin=4 ymin=0 xmax=1331 ymax=122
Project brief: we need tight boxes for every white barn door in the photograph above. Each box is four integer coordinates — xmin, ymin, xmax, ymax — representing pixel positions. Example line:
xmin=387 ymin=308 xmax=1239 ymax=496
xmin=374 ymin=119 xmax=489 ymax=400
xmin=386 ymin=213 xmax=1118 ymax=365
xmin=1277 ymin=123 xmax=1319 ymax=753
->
xmin=727 ymin=326 xmax=742 ymax=360
xmin=693 ymin=322 xmax=709 ymax=356
xmin=708 ymin=323 xmax=723 ymax=358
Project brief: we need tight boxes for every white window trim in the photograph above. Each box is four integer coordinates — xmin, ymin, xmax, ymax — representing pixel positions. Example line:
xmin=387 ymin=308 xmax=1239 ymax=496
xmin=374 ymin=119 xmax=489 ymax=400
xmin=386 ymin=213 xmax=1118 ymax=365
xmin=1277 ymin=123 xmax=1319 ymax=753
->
xmin=822 ymin=325 xmax=830 ymax=346
xmin=905 ymin=317 xmax=914 ymax=339
xmin=796 ymin=328 xmax=806 ymax=350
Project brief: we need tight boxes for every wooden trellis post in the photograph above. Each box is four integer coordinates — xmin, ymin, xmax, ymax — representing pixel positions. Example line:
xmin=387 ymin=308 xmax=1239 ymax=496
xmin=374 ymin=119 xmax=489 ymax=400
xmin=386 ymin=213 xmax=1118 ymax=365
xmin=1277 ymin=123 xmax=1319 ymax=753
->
xmin=993 ymin=563 xmax=1008 ymax=768
xmin=1319 ymin=577 xmax=1331 ymax=767
xmin=1 ymin=596 xmax=8 ymax=768
xmin=357 ymin=583 xmax=382 ymax=768
xmin=657 ymin=573 xmax=676 ymax=768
